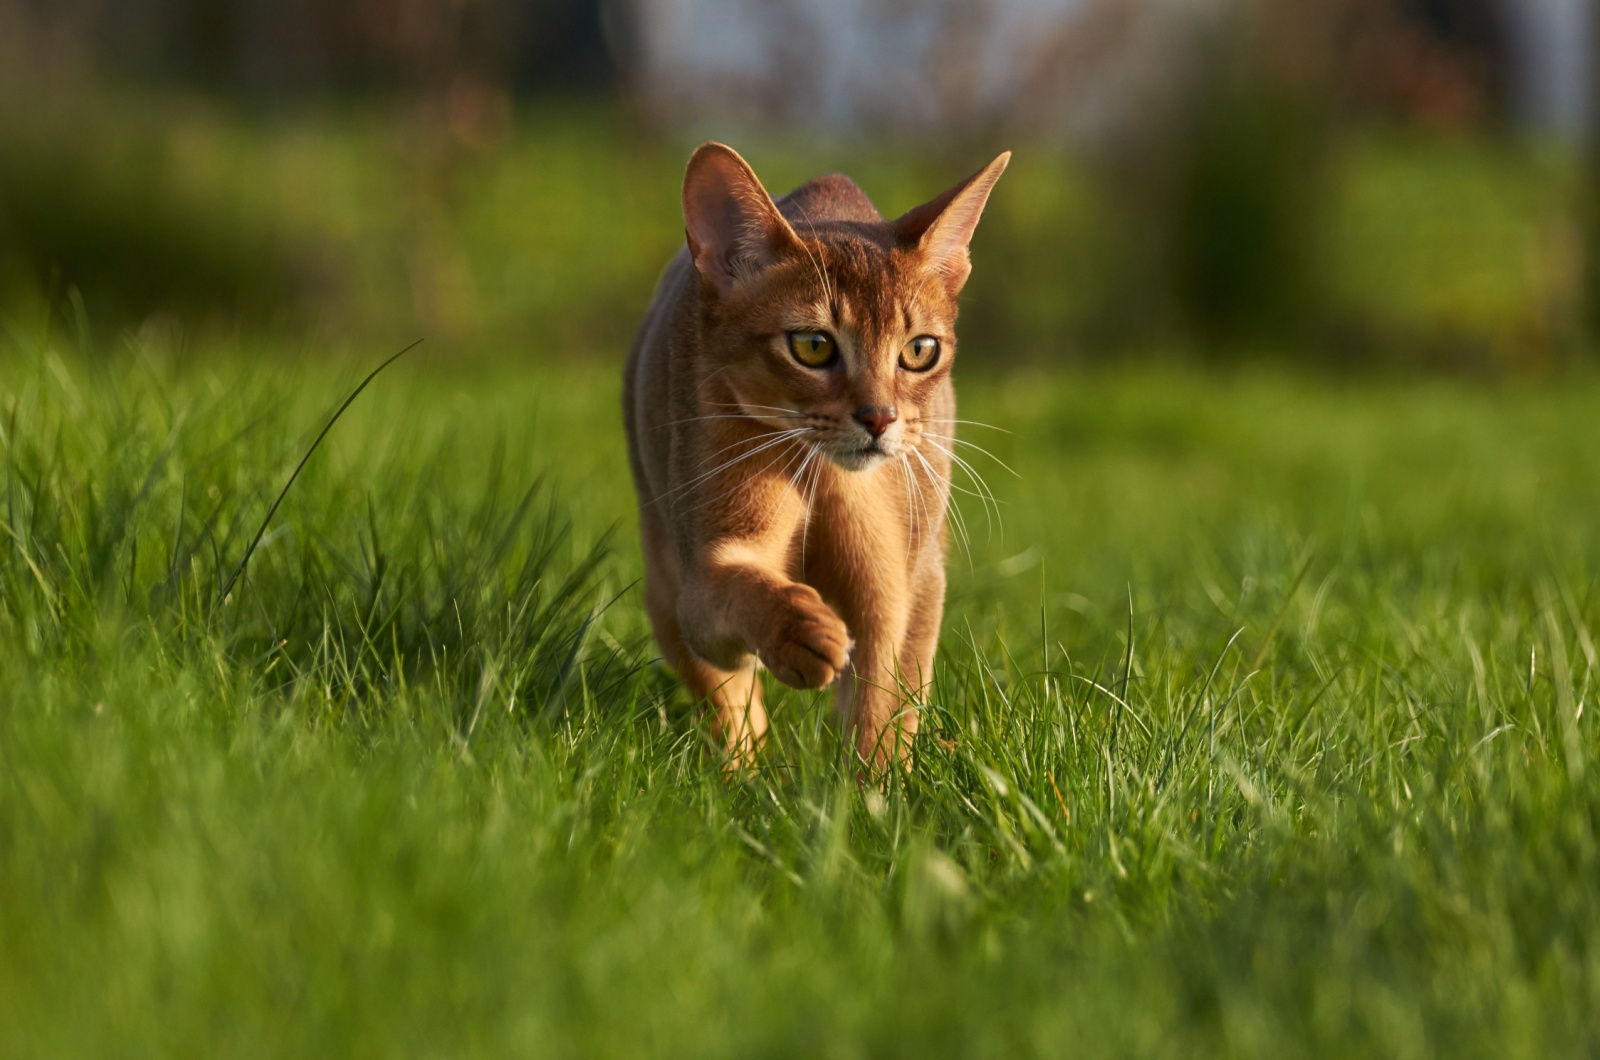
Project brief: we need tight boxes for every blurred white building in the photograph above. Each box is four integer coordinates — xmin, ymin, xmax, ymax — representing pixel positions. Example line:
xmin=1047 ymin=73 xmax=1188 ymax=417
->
xmin=616 ymin=0 xmax=1226 ymax=136
xmin=613 ymin=0 xmax=1592 ymax=140
xmin=1510 ymin=0 xmax=1591 ymax=137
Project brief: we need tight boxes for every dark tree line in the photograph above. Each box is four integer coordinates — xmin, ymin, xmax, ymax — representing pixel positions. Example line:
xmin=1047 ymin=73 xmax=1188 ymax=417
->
xmin=4 ymin=0 xmax=622 ymax=99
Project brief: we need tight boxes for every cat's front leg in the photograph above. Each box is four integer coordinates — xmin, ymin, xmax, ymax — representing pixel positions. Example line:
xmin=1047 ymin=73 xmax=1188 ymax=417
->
xmin=678 ymin=544 xmax=851 ymax=690
xmin=827 ymin=581 xmax=921 ymax=773
xmin=838 ymin=644 xmax=921 ymax=771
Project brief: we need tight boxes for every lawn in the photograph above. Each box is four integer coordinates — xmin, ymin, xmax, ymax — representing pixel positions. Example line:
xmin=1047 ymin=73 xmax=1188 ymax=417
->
xmin=2 ymin=324 xmax=1597 ymax=1057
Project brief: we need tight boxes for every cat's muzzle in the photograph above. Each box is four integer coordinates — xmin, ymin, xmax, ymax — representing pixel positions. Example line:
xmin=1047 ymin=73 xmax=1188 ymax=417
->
xmin=829 ymin=438 xmax=895 ymax=472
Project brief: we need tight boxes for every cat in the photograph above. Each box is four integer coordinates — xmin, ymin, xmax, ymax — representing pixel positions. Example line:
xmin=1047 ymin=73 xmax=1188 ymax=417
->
xmin=623 ymin=142 xmax=1009 ymax=772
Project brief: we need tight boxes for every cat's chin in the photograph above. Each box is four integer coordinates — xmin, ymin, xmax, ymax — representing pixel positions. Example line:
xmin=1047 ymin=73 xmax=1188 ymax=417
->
xmin=828 ymin=446 xmax=895 ymax=473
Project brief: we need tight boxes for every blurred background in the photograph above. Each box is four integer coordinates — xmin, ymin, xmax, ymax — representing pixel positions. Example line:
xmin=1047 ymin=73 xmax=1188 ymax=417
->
xmin=0 ymin=0 xmax=1594 ymax=371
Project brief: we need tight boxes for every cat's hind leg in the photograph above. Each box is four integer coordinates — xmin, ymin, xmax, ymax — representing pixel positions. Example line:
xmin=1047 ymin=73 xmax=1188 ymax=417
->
xmin=892 ymin=563 xmax=947 ymax=748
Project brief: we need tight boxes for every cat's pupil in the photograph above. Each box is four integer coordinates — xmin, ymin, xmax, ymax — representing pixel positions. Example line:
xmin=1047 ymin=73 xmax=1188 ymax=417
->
xmin=789 ymin=331 xmax=835 ymax=367
xmin=900 ymin=336 xmax=939 ymax=371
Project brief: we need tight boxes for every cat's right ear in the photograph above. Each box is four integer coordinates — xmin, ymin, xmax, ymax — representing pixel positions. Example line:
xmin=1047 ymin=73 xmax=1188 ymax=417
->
xmin=683 ymin=143 xmax=799 ymax=299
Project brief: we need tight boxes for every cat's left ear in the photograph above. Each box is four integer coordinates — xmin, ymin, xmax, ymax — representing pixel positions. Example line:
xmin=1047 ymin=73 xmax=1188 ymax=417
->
xmin=893 ymin=151 xmax=1011 ymax=293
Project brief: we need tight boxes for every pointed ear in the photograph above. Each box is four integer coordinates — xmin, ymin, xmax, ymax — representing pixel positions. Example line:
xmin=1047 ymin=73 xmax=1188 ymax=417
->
xmin=893 ymin=151 xmax=1011 ymax=292
xmin=682 ymin=142 xmax=799 ymax=299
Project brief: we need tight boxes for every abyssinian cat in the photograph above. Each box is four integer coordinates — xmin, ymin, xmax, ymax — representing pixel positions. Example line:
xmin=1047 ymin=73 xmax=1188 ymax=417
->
xmin=623 ymin=142 xmax=1009 ymax=771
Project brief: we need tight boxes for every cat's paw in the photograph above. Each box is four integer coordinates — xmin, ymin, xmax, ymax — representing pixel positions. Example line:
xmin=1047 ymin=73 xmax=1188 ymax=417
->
xmin=758 ymin=583 xmax=851 ymax=689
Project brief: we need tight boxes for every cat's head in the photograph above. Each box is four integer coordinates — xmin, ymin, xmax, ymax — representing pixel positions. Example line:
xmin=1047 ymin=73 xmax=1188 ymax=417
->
xmin=682 ymin=143 xmax=1008 ymax=472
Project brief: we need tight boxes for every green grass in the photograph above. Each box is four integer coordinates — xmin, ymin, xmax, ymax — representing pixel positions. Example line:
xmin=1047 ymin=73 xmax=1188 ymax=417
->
xmin=2 ymin=326 xmax=1598 ymax=1057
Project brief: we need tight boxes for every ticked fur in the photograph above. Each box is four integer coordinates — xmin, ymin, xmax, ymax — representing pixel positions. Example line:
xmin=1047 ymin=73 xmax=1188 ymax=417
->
xmin=623 ymin=143 xmax=1008 ymax=772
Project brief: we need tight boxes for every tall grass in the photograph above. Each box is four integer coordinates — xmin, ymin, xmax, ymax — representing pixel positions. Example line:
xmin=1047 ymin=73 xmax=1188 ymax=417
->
xmin=2 ymin=326 xmax=1598 ymax=1056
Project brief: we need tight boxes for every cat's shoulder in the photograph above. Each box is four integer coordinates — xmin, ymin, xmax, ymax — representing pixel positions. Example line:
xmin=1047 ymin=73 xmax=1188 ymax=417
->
xmin=777 ymin=173 xmax=882 ymax=226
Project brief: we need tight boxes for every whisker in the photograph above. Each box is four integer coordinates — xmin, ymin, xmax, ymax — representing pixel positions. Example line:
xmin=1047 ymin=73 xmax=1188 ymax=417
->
xmin=924 ymin=439 xmax=1003 ymax=543
xmin=691 ymin=364 xmax=734 ymax=399
xmin=898 ymin=455 xmax=919 ymax=555
xmin=921 ymin=432 xmax=1020 ymax=478
xmin=704 ymin=401 xmax=810 ymax=417
xmin=769 ymin=439 xmax=819 ymax=520
xmin=908 ymin=451 xmax=934 ymax=557
xmin=783 ymin=441 xmax=818 ymax=506
xmin=931 ymin=443 xmax=1001 ymax=512
xmin=693 ymin=426 xmax=814 ymax=470
xmin=654 ymin=413 xmax=808 ymax=431
xmin=918 ymin=460 xmax=937 ymax=554
xmin=913 ymin=447 xmax=971 ymax=564
xmin=788 ymin=201 xmax=837 ymax=311
xmin=662 ymin=429 xmax=815 ymax=506
xmin=923 ymin=417 xmax=1011 ymax=434
xmin=911 ymin=455 xmax=929 ymax=554
xmin=797 ymin=443 xmax=825 ymax=575
xmin=682 ymin=437 xmax=811 ymax=518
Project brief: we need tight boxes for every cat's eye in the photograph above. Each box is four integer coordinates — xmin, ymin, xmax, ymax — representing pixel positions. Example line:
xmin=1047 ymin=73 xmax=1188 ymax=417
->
xmin=900 ymin=336 xmax=941 ymax=372
xmin=788 ymin=331 xmax=837 ymax=368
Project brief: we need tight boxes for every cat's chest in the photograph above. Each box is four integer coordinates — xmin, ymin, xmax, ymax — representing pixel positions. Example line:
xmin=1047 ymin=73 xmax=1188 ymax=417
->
xmin=800 ymin=458 xmax=945 ymax=553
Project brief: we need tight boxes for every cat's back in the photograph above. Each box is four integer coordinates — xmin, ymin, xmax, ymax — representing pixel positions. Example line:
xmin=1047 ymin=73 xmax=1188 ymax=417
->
xmin=777 ymin=174 xmax=882 ymax=227
xmin=622 ymin=245 xmax=695 ymax=506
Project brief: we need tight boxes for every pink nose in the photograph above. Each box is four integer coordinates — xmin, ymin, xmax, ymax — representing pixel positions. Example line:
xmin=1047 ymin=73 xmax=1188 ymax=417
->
xmin=854 ymin=405 xmax=897 ymax=437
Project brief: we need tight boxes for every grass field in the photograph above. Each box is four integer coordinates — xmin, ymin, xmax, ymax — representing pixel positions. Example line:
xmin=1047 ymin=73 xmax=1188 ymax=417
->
xmin=3 ymin=323 xmax=1599 ymax=1057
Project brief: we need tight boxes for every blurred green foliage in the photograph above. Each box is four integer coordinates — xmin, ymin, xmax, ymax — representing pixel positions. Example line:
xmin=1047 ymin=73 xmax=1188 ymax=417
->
xmin=0 ymin=94 xmax=1582 ymax=368
xmin=0 ymin=99 xmax=300 ymax=324
xmin=1165 ymin=59 xmax=1329 ymax=351
xmin=1327 ymin=135 xmax=1579 ymax=368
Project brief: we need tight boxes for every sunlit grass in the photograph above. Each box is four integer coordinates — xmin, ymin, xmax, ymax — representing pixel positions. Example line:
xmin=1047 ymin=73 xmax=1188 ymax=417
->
xmin=2 ymin=330 xmax=1597 ymax=1056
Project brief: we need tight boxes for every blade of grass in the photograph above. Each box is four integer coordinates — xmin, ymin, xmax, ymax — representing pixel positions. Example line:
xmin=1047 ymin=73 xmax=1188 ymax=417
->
xmin=217 ymin=340 xmax=421 ymax=605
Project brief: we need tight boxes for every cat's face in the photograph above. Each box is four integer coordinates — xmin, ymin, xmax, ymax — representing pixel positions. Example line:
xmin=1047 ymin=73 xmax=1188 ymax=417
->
xmin=682 ymin=145 xmax=1007 ymax=473
xmin=706 ymin=234 xmax=959 ymax=471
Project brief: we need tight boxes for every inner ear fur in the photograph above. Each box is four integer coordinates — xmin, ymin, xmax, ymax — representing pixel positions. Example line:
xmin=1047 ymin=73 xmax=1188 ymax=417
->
xmin=682 ymin=142 xmax=800 ymax=299
xmin=892 ymin=151 xmax=1011 ymax=292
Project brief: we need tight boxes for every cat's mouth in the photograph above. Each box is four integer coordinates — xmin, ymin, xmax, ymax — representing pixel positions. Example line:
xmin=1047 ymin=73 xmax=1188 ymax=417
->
xmin=828 ymin=438 xmax=895 ymax=471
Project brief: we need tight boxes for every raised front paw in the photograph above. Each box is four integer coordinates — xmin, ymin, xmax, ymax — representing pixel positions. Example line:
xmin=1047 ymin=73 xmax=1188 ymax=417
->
xmin=757 ymin=582 xmax=851 ymax=689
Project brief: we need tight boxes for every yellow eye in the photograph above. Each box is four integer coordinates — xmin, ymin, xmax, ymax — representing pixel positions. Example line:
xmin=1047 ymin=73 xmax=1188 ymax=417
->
xmin=788 ymin=331 xmax=837 ymax=368
xmin=900 ymin=336 xmax=940 ymax=372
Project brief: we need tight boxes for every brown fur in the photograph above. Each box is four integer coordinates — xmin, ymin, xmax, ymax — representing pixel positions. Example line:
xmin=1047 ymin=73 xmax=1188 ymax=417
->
xmin=623 ymin=143 xmax=1009 ymax=773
